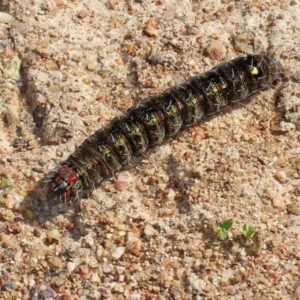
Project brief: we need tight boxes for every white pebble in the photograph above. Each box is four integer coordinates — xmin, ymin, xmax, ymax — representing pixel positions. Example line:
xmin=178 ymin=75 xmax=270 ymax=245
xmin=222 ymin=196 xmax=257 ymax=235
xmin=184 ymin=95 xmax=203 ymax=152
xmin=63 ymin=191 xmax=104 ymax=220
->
xmin=144 ymin=224 xmax=157 ymax=236
xmin=222 ymin=269 xmax=234 ymax=282
xmin=167 ymin=189 xmax=176 ymax=200
xmin=28 ymin=278 xmax=35 ymax=287
xmin=67 ymin=262 xmax=76 ymax=273
xmin=84 ymin=235 xmax=94 ymax=247
xmin=90 ymin=273 xmax=100 ymax=283
xmin=111 ymin=247 xmax=126 ymax=260
xmin=102 ymin=262 xmax=114 ymax=273
xmin=50 ymin=71 xmax=63 ymax=82
xmin=0 ymin=12 xmax=13 ymax=23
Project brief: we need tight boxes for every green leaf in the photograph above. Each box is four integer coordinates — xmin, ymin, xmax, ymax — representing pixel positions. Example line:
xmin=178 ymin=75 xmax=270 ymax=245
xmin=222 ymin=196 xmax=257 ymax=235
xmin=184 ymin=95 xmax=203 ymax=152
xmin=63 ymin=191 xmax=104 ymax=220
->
xmin=222 ymin=219 xmax=233 ymax=230
xmin=242 ymin=224 xmax=255 ymax=238
xmin=218 ymin=230 xmax=228 ymax=240
xmin=0 ymin=177 xmax=11 ymax=188
xmin=216 ymin=219 xmax=233 ymax=240
xmin=0 ymin=177 xmax=11 ymax=197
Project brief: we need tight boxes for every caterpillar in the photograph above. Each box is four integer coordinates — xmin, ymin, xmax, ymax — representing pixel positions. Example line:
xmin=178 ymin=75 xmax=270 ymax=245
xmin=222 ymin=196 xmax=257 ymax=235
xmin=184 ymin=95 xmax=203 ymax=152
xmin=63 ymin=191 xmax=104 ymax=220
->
xmin=48 ymin=54 xmax=283 ymax=201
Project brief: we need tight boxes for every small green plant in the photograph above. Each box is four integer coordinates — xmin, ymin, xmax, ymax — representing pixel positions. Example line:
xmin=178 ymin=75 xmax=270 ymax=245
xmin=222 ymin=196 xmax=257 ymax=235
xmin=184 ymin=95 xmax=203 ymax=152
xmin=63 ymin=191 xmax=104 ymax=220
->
xmin=242 ymin=224 xmax=255 ymax=238
xmin=216 ymin=219 xmax=233 ymax=240
xmin=0 ymin=177 xmax=12 ymax=198
xmin=242 ymin=224 xmax=260 ymax=248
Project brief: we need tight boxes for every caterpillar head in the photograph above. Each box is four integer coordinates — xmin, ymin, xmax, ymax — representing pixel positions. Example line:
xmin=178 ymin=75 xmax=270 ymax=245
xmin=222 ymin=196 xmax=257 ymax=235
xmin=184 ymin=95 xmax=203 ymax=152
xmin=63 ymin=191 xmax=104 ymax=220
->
xmin=49 ymin=165 xmax=78 ymax=199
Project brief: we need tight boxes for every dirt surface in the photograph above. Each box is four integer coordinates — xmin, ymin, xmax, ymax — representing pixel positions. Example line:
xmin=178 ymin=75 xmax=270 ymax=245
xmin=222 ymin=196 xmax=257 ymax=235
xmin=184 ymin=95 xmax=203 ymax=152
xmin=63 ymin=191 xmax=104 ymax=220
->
xmin=0 ymin=0 xmax=300 ymax=299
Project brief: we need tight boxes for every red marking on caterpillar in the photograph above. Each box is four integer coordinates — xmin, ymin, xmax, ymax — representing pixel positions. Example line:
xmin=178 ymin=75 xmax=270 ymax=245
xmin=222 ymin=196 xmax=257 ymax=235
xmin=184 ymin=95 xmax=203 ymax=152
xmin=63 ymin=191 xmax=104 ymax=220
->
xmin=49 ymin=166 xmax=77 ymax=198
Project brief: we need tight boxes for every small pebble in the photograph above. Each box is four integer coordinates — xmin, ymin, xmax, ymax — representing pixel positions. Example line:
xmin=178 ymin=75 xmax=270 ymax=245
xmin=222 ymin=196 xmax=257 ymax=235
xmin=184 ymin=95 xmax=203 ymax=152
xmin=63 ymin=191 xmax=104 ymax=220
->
xmin=84 ymin=235 xmax=94 ymax=247
xmin=204 ymin=40 xmax=226 ymax=60
xmin=116 ymin=266 xmax=125 ymax=275
xmin=272 ymin=197 xmax=285 ymax=211
xmin=274 ymin=170 xmax=287 ymax=183
xmin=112 ymin=283 xmax=124 ymax=293
xmin=144 ymin=224 xmax=157 ymax=237
xmin=45 ymin=61 xmax=58 ymax=71
xmin=287 ymin=202 xmax=300 ymax=215
xmin=126 ymin=239 xmax=141 ymax=256
xmin=0 ymin=209 xmax=15 ymax=222
xmin=50 ymin=70 xmax=63 ymax=81
xmin=28 ymin=278 xmax=35 ymax=287
xmin=25 ymin=209 xmax=35 ymax=220
xmin=187 ymin=273 xmax=206 ymax=292
xmin=2 ymin=46 xmax=14 ymax=58
xmin=67 ymin=262 xmax=76 ymax=273
xmin=0 ymin=12 xmax=13 ymax=23
xmin=47 ymin=229 xmax=61 ymax=242
xmin=86 ymin=62 xmax=96 ymax=71
xmin=96 ymin=246 xmax=104 ymax=258
xmin=102 ymin=263 xmax=114 ymax=273
xmin=271 ymin=234 xmax=283 ymax=247
xmin=52 ymin=276 xmax=66 ymax=287
xmin=90 ymin=273 xmax=100 ymax=283
xmin=114 ymin=181 xmax=129 ymax=191
xmin=227 ymin=147 xmax=240 ymax=158
xmin=221 ymin=269 xmax=234 ymax=282
xmin=78 ymin=9 xmax=88 ymax=19
xmin=0 ymin=56 xmax=22 ymax=78
xmin=167 ymin=189 xmax=176 ymax=201
xmin=293 ymin=71 xmax=300 ymax=83
xmin=204 ymin=249 xmax=213 ymax=258
xmin=225 ymin=285 xmax=236 ymax=295
xmin=8 ymin=222 xmax=23 ymax=234
xmin=79 ymin=265 xmax=90 ymax=279
xmin=111 ymin=247 xmax=126 ymax=260
xmin=147 ymin=52 xmax=171 ymax=65
xmin=48 ymin=84 xmax=61 ymax=93
xmin=143 ymin=19 xmax=158 ymax=37
xmin=60 ymin=294 xmax=74 ymax=300
xmin=243 ymin=290 xmax=254 ymax=300
xmin=48 ymin=257 xmax=63 ymax=269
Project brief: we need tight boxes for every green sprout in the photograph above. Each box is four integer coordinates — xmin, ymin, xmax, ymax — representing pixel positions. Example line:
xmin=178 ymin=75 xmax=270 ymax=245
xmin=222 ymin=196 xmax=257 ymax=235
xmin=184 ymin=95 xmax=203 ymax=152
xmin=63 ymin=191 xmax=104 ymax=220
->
xmin=0 ymin=177 xmax=12 ymax=198
xmin=216 ymin=219 xmax=233 ymax=240
xmin=242 ymin=224 xmax=255 ymax=238
xmin=242 ymin=224 xmax=260 ymax=248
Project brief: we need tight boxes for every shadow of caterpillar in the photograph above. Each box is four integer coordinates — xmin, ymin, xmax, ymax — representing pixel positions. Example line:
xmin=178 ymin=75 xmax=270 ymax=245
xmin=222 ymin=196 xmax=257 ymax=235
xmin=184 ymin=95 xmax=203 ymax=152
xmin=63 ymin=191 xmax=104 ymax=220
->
xmin=48 ymin=54 xmax=283 ymax=201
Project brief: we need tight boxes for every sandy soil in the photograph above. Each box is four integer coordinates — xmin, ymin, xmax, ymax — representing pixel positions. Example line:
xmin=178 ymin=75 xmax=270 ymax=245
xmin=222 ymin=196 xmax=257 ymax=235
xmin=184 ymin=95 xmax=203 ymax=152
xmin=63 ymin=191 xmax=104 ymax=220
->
xmin=0 ymin=0 xmax=300 ymax=299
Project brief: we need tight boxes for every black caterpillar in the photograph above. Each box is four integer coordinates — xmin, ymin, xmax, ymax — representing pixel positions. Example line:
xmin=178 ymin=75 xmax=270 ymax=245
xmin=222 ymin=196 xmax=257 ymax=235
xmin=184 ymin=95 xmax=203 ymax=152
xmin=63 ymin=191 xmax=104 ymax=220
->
xmin=49 ymin=54 xmax=283 ymax=201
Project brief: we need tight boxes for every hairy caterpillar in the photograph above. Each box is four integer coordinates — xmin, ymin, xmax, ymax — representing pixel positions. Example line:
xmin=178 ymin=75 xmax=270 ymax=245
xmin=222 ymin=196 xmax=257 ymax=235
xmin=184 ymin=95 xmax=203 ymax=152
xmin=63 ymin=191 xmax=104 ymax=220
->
xmin=48 ymin=54 xmax=283 ymax=201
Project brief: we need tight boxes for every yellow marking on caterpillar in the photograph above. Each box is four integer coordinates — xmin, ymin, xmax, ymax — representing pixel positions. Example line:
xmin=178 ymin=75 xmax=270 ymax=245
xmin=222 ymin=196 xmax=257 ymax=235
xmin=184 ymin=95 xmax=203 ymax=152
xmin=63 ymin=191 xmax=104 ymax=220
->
xmin=251 ymin=66 xmax=259 ymax=75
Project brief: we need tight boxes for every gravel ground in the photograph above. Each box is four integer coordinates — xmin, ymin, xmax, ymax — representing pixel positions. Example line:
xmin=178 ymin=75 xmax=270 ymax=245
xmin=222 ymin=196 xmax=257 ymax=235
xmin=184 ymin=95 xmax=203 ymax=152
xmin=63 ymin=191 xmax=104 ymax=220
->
xmin=0 ymin=0 xmax=300 ymax=299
